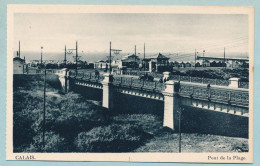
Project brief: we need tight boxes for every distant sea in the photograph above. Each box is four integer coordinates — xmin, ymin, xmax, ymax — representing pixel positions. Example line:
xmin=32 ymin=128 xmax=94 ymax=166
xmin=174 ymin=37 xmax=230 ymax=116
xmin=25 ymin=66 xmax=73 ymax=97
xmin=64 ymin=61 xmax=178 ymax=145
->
xmin=14 ymin=51 xmax=249 ymax=63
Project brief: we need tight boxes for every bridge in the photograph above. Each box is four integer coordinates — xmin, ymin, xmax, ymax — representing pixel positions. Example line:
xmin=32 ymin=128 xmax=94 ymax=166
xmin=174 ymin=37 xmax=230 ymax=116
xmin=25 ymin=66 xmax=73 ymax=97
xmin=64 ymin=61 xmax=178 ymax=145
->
xmin=56 ymin=68 xmax=249 ymax=137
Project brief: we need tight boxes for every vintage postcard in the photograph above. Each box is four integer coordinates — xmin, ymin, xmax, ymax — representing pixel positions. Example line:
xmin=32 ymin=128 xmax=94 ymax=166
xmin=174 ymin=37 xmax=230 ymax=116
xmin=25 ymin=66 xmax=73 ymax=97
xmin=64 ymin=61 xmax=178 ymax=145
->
xmin=6 ymin=5 xmax=254 ymax=163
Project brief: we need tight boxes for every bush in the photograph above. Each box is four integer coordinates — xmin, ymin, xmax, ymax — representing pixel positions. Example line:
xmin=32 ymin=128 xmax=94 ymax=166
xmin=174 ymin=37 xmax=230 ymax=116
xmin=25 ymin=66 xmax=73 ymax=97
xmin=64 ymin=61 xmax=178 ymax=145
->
xmin=74 ymin=124 xmax=151 ymax=152
xmin=51 ymin=93 xmax=109 ymax=140
xmin=13 ymin=112 xmax=35 ymax=152
xmin=25 ymin=132 xmax=66 ymax=152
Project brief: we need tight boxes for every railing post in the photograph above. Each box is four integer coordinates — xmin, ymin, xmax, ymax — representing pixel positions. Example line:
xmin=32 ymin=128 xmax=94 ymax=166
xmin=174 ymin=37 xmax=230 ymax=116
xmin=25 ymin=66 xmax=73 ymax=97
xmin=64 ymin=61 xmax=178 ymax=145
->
xmin=202 ymin=77 xmax=204 ymax=84
xmin=162 ymin=80 xmax=180 ymax=130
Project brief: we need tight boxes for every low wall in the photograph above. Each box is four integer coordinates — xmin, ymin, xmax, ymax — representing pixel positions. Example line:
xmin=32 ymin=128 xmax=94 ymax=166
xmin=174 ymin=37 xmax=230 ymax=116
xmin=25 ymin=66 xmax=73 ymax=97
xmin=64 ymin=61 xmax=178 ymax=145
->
xmin=70 ymin=80 xmax=103 ymax=101
xmin=113 ymin=92 xmax=164 ymax=116
xmin=180 ymin=105 xmax=248 ymax=138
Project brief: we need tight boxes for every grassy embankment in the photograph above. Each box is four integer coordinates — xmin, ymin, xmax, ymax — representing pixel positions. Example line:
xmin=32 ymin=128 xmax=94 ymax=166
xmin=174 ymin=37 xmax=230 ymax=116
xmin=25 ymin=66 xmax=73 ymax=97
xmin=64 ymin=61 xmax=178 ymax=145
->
xmin=13 ymin=74 xmax=248 ymax=152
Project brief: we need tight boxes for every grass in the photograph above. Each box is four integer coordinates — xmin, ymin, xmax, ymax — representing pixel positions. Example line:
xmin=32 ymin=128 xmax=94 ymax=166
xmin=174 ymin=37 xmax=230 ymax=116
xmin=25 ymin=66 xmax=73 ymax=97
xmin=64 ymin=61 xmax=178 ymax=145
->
xmin=134 ymin=133 xmax=248 ymax=152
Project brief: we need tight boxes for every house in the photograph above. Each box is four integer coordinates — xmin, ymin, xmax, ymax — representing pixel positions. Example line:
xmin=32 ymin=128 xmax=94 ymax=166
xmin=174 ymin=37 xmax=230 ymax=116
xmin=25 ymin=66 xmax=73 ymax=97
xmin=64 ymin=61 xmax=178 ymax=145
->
xmin=179 ymin=62 xmax=186 ymax=68
xmin=119 ymin=54 xmax=141 ymax=69
xmin=94 ymin=60 xmax=108 ymax=69
xmin=185 ymin=62 xmax=192 ymax=68
xmin=13 ymin=57 xmax=26 ymax=74
xmin=142 ymin=58 xmax=150 ymax=71
xmin=148 ymin=53 xmax=170 ymax=72
xmin=202 ymin=60 xmax=211 ymax=67
xmin=171 ymin=61 xmax=179 ymax=68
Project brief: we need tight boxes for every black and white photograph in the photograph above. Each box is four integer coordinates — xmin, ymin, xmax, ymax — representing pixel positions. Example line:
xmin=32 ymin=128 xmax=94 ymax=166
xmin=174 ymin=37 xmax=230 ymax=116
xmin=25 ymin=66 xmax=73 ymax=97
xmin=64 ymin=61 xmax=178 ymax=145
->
xmin=6 ymin=5 xmax=254 ymax=162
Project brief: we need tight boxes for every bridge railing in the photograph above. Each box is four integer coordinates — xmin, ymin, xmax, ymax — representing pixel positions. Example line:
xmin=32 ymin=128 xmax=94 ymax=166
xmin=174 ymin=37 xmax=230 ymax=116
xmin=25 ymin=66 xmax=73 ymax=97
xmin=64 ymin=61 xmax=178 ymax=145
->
xmin=170 ymin=75 xmax=245 ymax=88
xmin=238 ymin=81 xmax=249 ymax=89
xmin=114 ymin=77 xmax=165 ymax=92
xmin=179 ymin=83 xmax=249 ymax=107
xmin=69 ymin=71 xmax=105 ymax=83
xmin=119 ymin=70 xmax=164 ymax=78
xmin=23 ymin=68 xmax=58 ymax=74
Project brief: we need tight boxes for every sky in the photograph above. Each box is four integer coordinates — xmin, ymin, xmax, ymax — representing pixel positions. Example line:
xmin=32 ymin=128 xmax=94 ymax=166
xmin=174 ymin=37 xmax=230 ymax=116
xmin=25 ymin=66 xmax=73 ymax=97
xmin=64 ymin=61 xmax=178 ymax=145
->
xmin=13 ymin=13 xmax=249 ymax=60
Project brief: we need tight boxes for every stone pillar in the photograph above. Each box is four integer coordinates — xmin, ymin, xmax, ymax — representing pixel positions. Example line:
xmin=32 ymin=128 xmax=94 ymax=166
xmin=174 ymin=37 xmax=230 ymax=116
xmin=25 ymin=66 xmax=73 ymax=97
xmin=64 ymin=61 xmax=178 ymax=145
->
xmin=58 ymin=68 xmax=70 ymax=93
xmin=163 ymin=72 xmax=171 ymax=82
xmin=162 ymin=80 xmax=180 ymax=130
xmin=102 ymin=73 xmax=115 ymax=110
xmin=229 ymin=77 xmax=240 ymax=88
xmin=149 ymin=61 xmax=152 ymax=72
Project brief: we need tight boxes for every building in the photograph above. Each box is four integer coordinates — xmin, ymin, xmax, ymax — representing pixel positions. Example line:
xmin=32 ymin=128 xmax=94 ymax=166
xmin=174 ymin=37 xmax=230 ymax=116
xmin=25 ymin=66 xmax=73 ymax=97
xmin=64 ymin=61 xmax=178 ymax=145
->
xmin=142 ymin=58 xmax=150 ymax=71
xmin=119 ymin=54 xmax=141 ymax=69
xmin=94 ymin=60 xmax=108 ymax=69
xmin=179 ymin=62 xmax=186 ymax=68
xmin=171 ymin=61 xmax=179 ymax=68
xmin=202 ymin=60 xmax=211 ymax=67
xmin=13 ymin=57 xmax=26 ymax=74
xmin=185 ymin=62 xmax=192 ymax=68
xmin=148 ymin=53 xmax=170 ymax=72
xmin=197 ymin=56 xmax=249 ymax=68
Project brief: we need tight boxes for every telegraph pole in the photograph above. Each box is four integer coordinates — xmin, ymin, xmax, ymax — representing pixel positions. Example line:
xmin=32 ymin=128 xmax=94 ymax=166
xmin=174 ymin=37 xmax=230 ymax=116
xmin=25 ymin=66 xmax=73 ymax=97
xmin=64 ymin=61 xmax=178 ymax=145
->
xmin=19 ymin=40 xmax=20 ymax=58
xmin=203 ymin=50 xmax=205 ymax=67
xmin=144 ymin=43 xmax=146 ymax=70
xmin=194 ymin=48 xmax=196 ymax=68
xmin=76 ymin=41 xmax=78 ymax=75
xmin=64 ymin=45 xmax=67 ymax=65
xmin=178 ymin=107 xmax=182 ymax=153
xmin=109 ymin=41 xmax=112 ymax=74
xmin=135 ymin=45 xmax=136 ymax=70
xmin=42 ymin=68 xmax=46 ymax=151
xmin=144 ymin=43 xmax=145 ymax=59
xmin=224 ymin=47 xmax=226 ymax=68
xmin=41 ymin=46 xmax=43 ymax=66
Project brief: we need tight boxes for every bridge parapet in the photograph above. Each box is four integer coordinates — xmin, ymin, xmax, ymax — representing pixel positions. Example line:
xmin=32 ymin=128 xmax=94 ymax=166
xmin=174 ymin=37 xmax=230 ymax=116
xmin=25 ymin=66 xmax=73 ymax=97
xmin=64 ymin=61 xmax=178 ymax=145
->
xmin=169 ymin=74 xmax=248 ymax=89
xmin=179 ymin=82 xmax=249 ymax=108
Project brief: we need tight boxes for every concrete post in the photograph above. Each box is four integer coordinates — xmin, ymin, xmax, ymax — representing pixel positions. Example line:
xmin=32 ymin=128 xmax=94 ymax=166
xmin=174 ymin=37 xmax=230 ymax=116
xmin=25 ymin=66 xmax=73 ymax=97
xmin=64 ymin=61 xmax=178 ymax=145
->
xmin=162 ymin=80 xmax=180 ymax=130
xmin=163 ymin=72 xmax=171 ymax=82
xmin=102 ymin=73 xmax=114 ymax=110
xmin=149 ymin=61 xmax=152 ymax=72
xmin=229 ymin=77 xmax=240 ymax=88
